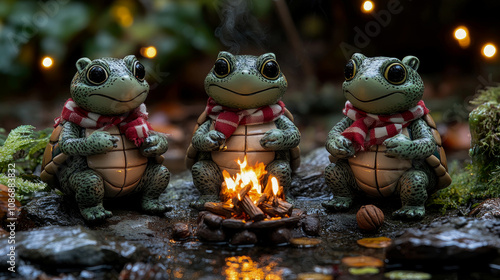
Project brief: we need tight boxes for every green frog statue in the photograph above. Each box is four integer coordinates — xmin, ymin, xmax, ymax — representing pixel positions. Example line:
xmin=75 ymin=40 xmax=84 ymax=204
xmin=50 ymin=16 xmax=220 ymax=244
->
xmin=323 ymin=53 xmax=451 ymax=219
xmin=41 ymin=55 xmax=171 ymax=222
xmin=185 ymin=51 xmax=301 ymax=207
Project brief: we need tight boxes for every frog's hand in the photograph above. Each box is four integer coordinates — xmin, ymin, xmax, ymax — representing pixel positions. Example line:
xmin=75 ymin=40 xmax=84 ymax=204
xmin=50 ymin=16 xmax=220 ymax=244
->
xmin=261 ymin=115 xmax=300 ymax=150
xmin=384 ymin=119 xmax=436 ymax=159
xmin=326 ymin=135 xmax=355 ymax=159
xmin=140 ymin=132 xmax=169 ymax=157
xmin=192 ymin=120 xmax=226 ymax=151
xmin=383 ymin=134 xmax=412 ymax=158
xmin=59 ymin=122 xmax=118 ymax=156
xmin=326 ymin=117 xmax=355 ymax=159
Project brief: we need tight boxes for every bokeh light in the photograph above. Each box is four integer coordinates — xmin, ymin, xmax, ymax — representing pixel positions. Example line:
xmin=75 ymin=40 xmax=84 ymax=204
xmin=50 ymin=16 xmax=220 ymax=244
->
xmin=453 ymin=26 xmax=470 ymax=48
xmin=362 ymin=1 xmax=374 ymax=13
xmin=454 ymin=27 xmax=467 ymax=40
xmin=41 ymin=57 xmax=54 ymax=68
xmin=141 ymin=46 xmax=157 ymax=58
xmin=112 ymin=5 xmax=133 ymax=27
xmin=482 ymin=43 xmax=496 ymax=58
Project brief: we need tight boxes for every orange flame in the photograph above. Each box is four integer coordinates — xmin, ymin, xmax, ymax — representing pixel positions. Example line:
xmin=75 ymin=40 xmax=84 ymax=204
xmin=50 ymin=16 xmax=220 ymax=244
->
xmin=221 ymin=156 xmax=280 ymax=204
xmin=271 ymin=177 xmax=279 ymax=196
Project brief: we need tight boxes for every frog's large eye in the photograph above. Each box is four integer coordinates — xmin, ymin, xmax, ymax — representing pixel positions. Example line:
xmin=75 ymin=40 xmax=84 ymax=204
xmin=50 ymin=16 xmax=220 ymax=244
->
xmin=260 ymin=59 xmax=280 ymax=80
xmin=133 ymin=61 xmax=146 ymax=81
xmin=213 ymin=58 xmax=230 ymax=78
xmin=384 ymin=63 xmax=407 ymax=85
xmin=344 ymin=59 xmax=356 ymax=81
xmin=87 ymin=65 xmax=108 ymax=85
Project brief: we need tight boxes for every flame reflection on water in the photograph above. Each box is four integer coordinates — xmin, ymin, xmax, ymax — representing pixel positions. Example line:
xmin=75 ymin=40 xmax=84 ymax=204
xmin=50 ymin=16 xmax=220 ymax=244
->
xmin=223 ymin=255 xmax=283 ymax=280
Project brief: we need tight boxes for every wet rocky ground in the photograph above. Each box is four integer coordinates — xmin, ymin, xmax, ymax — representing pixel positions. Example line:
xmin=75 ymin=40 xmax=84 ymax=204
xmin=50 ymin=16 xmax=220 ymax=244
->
xmin=1 ymin=148 xmax=500 ymax=279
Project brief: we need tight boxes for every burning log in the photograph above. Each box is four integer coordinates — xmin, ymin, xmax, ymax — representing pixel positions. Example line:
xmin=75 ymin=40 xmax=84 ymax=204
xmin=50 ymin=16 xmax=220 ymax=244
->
xmin=238 ymin=195 xmax=265 ymax=221
xmin=232 ymin=184 xmax=252 ymax=210
xmin=204 ymin=202 xmax=235 ymax=218
xmin=255 ymin=193 xmax=268 ymax=206
xmin=259 ymin=198 xmax=293 ymax=217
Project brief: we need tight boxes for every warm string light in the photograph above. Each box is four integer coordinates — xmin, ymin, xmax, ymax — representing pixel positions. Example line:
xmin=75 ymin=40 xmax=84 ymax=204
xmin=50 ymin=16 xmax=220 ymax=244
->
xmin=362 ymin=1 xmax=374 ymax=13
xmin=453 ymin=25 xmax=497 ymax=58
xmin=140 ymin=46 xmax=157 ymax=58
xmin=453 ymin=26 xmax=470 ymax=48
xmin=482 ymin=43 xmax=496 ymax=58
xmin=454 ymin=27 xmax=467 ymax=40
xmin=41 ymin=56 xmax=54 ymax=68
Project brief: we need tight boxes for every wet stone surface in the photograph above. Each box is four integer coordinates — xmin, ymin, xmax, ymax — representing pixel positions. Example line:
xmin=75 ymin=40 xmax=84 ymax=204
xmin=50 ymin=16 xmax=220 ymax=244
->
xmin=22 ymin=192 xmax=85 ymax=227
xmin=1 ymin=148 xmax=500 ymax=279
xmin=0 ymin=226 xmax=149 ymax=271
xmin=387 ymin=217 xmax=500 ymax=264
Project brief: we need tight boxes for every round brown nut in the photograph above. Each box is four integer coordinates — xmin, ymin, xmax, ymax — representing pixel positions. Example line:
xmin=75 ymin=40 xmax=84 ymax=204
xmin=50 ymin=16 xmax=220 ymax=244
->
xmin=356 ymin=205 xmax=384 ymax=231
xmin=172 ymin=222 xmax=191 ymax=240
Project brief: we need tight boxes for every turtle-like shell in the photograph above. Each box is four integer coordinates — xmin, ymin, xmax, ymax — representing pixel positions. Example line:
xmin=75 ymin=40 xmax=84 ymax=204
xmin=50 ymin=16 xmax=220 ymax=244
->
xmin=41 ymin=125 xmax=163 ymax=198
xmin=333 ymin=114 xmax=451 ymax=197
xmin=185 ymin=109 xmax=301 ymax=172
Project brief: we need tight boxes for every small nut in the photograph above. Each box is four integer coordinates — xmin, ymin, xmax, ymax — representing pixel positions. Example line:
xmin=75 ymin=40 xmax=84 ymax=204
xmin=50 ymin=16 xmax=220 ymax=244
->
xmin=172 ymin=222 xmax=191 ymax=240
xmin=356 ymin=205 xmax=384 ymax=231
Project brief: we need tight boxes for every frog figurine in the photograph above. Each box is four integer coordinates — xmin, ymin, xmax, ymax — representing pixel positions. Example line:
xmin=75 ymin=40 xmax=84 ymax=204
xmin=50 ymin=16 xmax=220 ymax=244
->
xmin=40 ymin=55 xmax=171 ymax=222
xmin=323 ymin=53 xmax=451 ymax=219
xmin=185 ymin=51 xmax=301 ymax=206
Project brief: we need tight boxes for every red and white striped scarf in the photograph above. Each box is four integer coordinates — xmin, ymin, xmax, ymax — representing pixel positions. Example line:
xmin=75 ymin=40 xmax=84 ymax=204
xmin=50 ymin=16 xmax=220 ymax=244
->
xmin=205 ymin=97 xmax=285 ymax=138
xmin=342 ymin=100 xmax=429 ymax=151
xmin=54 ymin=98 xmax=152 ymax=147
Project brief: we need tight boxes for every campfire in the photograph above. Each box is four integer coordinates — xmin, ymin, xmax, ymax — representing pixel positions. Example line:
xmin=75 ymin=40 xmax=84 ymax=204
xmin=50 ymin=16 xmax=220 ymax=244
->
xmin=197 ymin=157 xmax=320 ymax=246
xmin=204 ymin=157 xmax=293 ymax=221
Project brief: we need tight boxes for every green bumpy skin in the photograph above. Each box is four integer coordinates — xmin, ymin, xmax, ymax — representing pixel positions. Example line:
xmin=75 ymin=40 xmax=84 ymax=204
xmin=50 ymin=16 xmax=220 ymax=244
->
xmin=323 ymin=53 xmax=438 ymax=220
xmin=190 ymin=52 xmax=300 ymax=208
xmin=55 ymin=56 xmax=170 ymax=222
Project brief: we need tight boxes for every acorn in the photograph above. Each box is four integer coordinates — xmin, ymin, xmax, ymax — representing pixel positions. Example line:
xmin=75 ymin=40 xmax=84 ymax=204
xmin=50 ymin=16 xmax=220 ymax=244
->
xmin=356 ymin=205 xmax=384 ymax=231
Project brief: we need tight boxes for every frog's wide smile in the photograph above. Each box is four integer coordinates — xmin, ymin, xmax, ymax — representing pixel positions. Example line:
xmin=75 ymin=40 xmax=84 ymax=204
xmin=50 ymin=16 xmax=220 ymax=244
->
xmin=89 ymin=90 xmax=147 ymax=102
xmin=345 ymin=90 xmax=403 ymax=103
xmin=209 ymin=84 xmax=279 ymax=96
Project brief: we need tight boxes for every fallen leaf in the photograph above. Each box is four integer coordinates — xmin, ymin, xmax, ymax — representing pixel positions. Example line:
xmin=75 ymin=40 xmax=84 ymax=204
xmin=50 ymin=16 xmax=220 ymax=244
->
xmin=348 ymin=267 xmax=380 ymax=275
xmin=0 ymin=184 xmax=21 ymax=220
xmin=356 ymin=236 xmax=392 ymax=248
xmin=297 ymin=272 xmax=333 ymax=280
xmin=290 ymin=237 xmax=322 ymax=248
xmin=384 ymin=270 xmax=431 ymax=280
xmin=341 ymin=256 xmax=384 ymax=268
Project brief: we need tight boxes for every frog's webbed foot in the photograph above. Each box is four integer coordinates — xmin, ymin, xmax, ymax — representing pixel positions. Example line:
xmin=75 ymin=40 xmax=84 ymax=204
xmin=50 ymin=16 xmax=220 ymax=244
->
xmin=142 ymin=198 xmax=172 ymax=214
xmin=394 ymin=169 xmax=429 ymax=220
xmin=137 ymin=163 xmax=171 ymax=214
xmin=80 ymin=204 xmax=112 ymax=222
xmin=393 ymin=206 xmax=425 ymax=219
xmin=70 ymin=169 xmax=112 ymax=222
xmin=323 ymin=160 xmax=357 ymax=212
xmin=321 ymin=197 xmax=353 ymax=212
xmin=190 ymin=194 xmax=220 ymax=210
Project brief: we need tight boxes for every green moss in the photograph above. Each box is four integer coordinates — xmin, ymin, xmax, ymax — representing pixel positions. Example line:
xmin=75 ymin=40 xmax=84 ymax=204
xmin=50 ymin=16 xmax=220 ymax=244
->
xmin=423 ymin=87 xmax=500 ymax=212
xmin=429 ymin=161 xmax=500 ymax=213
xmin=469 ymin=87 xmax=500 ymax=180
